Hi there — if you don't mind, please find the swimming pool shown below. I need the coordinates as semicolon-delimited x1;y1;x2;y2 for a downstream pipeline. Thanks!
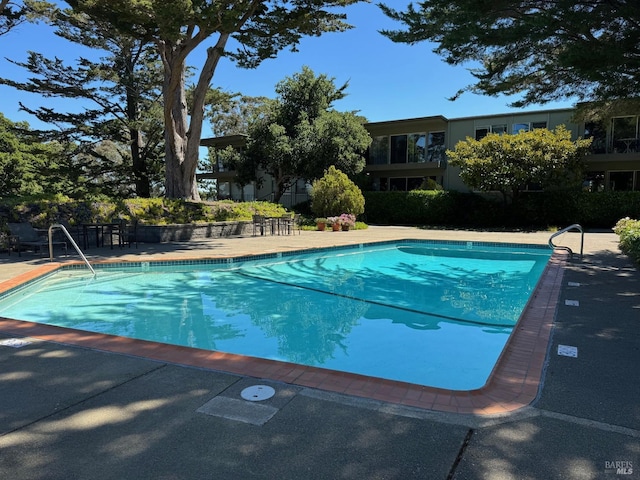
0;240;551;390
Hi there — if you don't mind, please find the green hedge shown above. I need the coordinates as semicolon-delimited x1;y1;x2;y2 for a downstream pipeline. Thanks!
5;191;640;233
516;191;640;227
363;190;640;229
363;191;508;227
363;191;456;226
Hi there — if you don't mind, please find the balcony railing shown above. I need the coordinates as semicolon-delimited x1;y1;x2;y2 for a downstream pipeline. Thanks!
589;137;639;154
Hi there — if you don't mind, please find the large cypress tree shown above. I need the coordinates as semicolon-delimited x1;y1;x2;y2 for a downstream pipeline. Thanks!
0;113;75;196
380;0;640;106
0;0;54;36
0;7;165;197
67;0;364;200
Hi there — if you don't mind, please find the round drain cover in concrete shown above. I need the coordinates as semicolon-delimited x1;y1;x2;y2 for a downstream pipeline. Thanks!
241;385;275;402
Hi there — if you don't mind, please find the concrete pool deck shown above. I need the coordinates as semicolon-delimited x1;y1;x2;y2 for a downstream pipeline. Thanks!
0;226;638;479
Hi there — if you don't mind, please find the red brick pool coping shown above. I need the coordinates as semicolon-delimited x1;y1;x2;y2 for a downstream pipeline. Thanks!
0;252;566;416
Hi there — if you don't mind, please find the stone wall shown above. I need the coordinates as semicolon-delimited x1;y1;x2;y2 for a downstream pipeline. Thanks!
136;221;253;243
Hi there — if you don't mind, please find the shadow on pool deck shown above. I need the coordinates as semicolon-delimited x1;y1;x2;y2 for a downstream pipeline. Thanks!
0;227;638;479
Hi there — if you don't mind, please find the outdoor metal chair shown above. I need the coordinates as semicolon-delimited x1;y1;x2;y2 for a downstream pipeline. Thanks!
278;214;293;235
107;220;138;249
252;215;269;236
292;213;301;235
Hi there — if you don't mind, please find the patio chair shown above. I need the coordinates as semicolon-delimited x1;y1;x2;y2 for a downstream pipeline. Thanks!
107;220;138;249
0;231;9;255
59;221;89;250
278;213;293;235
292;213;301;235
121;220;139;248
252;215;268;236
8;222;67;257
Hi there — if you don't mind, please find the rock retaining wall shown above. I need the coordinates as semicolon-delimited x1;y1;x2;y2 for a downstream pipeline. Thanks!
136;221;253;243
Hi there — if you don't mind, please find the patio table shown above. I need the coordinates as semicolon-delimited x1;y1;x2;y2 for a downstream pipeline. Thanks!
82;223;121;249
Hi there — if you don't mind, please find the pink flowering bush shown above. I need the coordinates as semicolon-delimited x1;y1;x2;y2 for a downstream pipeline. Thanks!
327;214;355;226
338;213;356;227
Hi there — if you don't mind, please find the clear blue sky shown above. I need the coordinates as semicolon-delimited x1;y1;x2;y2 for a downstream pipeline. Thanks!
0;0;577;132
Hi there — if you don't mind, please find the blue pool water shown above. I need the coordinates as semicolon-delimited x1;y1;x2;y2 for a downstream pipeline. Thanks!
0;241;551;390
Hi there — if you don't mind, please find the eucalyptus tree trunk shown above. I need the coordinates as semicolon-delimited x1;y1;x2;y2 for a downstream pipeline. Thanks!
162;60;194;199
159;34;229;200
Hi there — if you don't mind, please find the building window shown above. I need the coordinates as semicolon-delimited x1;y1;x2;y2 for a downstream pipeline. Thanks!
609;171;635;191
390;135;408;164
475;124;507;140
583;171;605;192
368;136;389;165
242;183;255;201
584;122;607;154
389;133;429;164
407;133;426;163
389;177;407;190
384;177;434;191
612;116;639;153
293;178;309;195
407;177;424;190
427;131;446;162
370;132;437;164
475;127;489;140
374;177;435;192
371;176;443;191
218;181;231;199
207;146;241;173
512;122;546;134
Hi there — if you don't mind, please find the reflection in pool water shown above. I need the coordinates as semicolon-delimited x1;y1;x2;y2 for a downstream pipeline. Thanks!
0;241;551;390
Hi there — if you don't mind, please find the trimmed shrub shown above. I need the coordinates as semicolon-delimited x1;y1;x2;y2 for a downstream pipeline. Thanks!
613;217;640;264
310;166;365;218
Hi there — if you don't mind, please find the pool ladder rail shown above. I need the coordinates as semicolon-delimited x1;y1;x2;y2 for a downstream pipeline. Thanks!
548;223;584;258
48;224;96;276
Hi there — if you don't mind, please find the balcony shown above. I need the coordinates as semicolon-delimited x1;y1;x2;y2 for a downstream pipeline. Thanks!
586;116;640;156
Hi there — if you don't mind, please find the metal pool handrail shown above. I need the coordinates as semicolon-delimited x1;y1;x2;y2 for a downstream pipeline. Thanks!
49;224;96;276
549;223;584;258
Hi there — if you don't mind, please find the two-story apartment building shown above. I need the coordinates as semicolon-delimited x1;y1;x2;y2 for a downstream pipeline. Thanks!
199;107;640;206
